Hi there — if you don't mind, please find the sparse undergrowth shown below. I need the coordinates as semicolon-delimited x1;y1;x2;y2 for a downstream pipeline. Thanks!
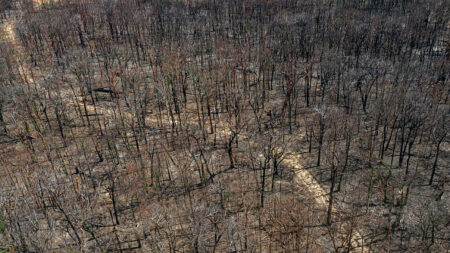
0;0;448;252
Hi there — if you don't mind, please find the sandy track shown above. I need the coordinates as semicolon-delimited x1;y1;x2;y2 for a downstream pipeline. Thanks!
2;21;35;84
281;146;367;252
283;152;329;206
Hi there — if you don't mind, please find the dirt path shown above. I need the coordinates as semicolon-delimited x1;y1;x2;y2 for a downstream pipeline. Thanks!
283;152;328;206
2;15;35;84
282;146;367;252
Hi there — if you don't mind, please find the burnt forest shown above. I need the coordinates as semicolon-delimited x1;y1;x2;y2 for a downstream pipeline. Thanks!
0;0;449;252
